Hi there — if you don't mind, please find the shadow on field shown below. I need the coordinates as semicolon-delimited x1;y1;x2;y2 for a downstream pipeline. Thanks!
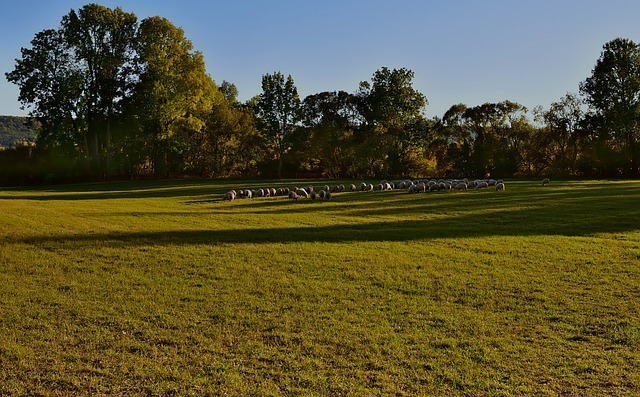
11;201;640;247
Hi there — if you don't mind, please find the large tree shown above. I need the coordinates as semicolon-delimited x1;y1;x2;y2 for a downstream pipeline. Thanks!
357;67;428;176
301;91;359;178
541;93;584;174
130;15;220;177
256;71;302;178
61;3;138;177
5;29;85;160
580;37;640;175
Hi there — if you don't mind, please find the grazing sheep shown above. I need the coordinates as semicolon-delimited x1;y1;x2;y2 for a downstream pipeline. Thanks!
244;190;253;199
295;188;309;198
310;191;317;200
323;185;330;192
270;188;277;197
368;183;374;191
325;191;332;201
223;190;236;201
318;190;326;199
542;178;550;186
339;184;346;192
475;181;489;189
454;182;468;191
350;183;357;192
361;182;368;191
288;191;299;201
304;185;314;194
496;182;505;191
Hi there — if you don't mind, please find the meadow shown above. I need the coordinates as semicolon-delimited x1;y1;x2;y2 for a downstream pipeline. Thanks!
0;178;639;396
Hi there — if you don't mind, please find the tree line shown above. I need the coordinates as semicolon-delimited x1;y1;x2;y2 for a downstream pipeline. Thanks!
2;3;639;185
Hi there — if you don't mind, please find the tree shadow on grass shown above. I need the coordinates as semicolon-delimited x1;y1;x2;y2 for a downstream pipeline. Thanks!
11;203;640;248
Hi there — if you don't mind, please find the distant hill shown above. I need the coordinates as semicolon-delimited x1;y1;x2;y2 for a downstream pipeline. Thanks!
0;116;38;148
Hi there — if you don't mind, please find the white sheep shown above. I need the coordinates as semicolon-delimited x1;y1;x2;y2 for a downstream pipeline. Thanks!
223;190;236;201
495;182;505;191
361;182;368;191
542;178;550;186
325;191;332;201
288;191;299;201
475;181;489;189
350;183;357;192
244;189;253;198
454;182;468;191
295;188;309;198
310;191;317;200
318;190;326;199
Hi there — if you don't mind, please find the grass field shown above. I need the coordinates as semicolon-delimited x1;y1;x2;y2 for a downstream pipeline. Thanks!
0;178;639;396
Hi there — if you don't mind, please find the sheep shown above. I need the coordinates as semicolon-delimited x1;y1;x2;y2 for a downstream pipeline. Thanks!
223;190;236;201
288;191;299;201
361;182;368;191
542;178;550;186
310;191;317;200
475;181;489;189
325;191;332;201
295;188;309;198
304;185;314;194
454;182;468;191
270;188;277;197
244;189;253;199
323;184;330;192
318;189;326;199
350;183;357;192
368;183;374;191
496;182;505;191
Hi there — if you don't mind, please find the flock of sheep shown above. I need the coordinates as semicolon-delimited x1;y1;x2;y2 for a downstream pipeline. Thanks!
222;177;550;202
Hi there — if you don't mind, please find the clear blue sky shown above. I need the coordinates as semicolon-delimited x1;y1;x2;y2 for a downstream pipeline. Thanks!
2;1;640;118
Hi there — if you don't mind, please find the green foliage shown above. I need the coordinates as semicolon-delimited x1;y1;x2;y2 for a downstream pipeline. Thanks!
581;37;640;174
357;67;429;176
6;9;640;183
256;71;302;178
0;179;639;395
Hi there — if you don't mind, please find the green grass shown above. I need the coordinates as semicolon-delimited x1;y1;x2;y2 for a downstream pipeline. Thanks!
1;178;639;396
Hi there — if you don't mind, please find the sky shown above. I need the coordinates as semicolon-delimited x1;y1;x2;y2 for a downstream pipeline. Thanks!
1;1;640;119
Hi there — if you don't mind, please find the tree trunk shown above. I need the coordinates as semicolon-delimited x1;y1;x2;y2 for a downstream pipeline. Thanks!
105;117;111;180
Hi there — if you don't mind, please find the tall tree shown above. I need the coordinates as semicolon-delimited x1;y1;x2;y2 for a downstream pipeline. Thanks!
256;71;301;178
130;16;220;177
302;91;359;178
357;67;427;176
62;3;138;177
5;29;86;161
580;38;640;175
542;93;584;174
